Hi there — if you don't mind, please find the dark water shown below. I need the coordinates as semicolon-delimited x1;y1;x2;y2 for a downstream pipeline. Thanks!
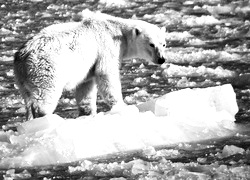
1;0;250;179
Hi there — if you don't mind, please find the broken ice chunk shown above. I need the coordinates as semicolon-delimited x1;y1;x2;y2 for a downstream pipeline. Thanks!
137;84;238;118
17;114;64;134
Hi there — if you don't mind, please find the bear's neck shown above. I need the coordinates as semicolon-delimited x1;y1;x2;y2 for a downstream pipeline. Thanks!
106;18;143;60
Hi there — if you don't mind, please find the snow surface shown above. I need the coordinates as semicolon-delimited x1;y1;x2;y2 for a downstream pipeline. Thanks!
0;84;238;168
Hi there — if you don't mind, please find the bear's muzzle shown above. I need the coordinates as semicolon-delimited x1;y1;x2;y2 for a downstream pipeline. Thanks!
155;47;165;64
157;56;165;64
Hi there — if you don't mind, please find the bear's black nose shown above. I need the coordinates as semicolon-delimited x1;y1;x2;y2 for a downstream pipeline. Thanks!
158;57;165;64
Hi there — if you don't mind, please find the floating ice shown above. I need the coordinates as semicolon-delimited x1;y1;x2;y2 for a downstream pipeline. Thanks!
0;84;238;168
162;63;236;78
162;49;240;64
219;145;245;158
182;15;221;26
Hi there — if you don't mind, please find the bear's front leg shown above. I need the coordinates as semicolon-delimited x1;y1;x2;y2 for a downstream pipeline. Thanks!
75;78;97;116
96;72;125;113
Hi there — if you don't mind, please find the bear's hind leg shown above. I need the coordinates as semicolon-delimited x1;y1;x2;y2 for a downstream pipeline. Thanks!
75;78;97;116
23;87;63;120
20;84;63;120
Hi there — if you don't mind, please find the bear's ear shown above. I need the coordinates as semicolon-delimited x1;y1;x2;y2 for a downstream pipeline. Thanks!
133;27;141;37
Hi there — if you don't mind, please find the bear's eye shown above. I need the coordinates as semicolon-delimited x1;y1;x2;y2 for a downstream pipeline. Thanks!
163;44;166;47
149;43;155;48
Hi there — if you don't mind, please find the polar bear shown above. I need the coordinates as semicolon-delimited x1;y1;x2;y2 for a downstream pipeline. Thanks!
14;11;166;120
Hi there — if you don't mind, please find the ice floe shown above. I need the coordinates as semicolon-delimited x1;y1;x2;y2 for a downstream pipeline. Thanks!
0;84;239;168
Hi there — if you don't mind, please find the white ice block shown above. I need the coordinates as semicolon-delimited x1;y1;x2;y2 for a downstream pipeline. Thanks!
137;84;238;118
0;84;239;168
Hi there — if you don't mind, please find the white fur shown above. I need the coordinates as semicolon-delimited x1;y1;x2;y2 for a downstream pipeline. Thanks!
14;11;166;120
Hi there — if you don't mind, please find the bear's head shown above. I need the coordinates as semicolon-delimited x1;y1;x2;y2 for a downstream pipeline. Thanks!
127;22;166;65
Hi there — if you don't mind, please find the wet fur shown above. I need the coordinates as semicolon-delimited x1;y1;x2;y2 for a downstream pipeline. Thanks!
14;12;166;120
